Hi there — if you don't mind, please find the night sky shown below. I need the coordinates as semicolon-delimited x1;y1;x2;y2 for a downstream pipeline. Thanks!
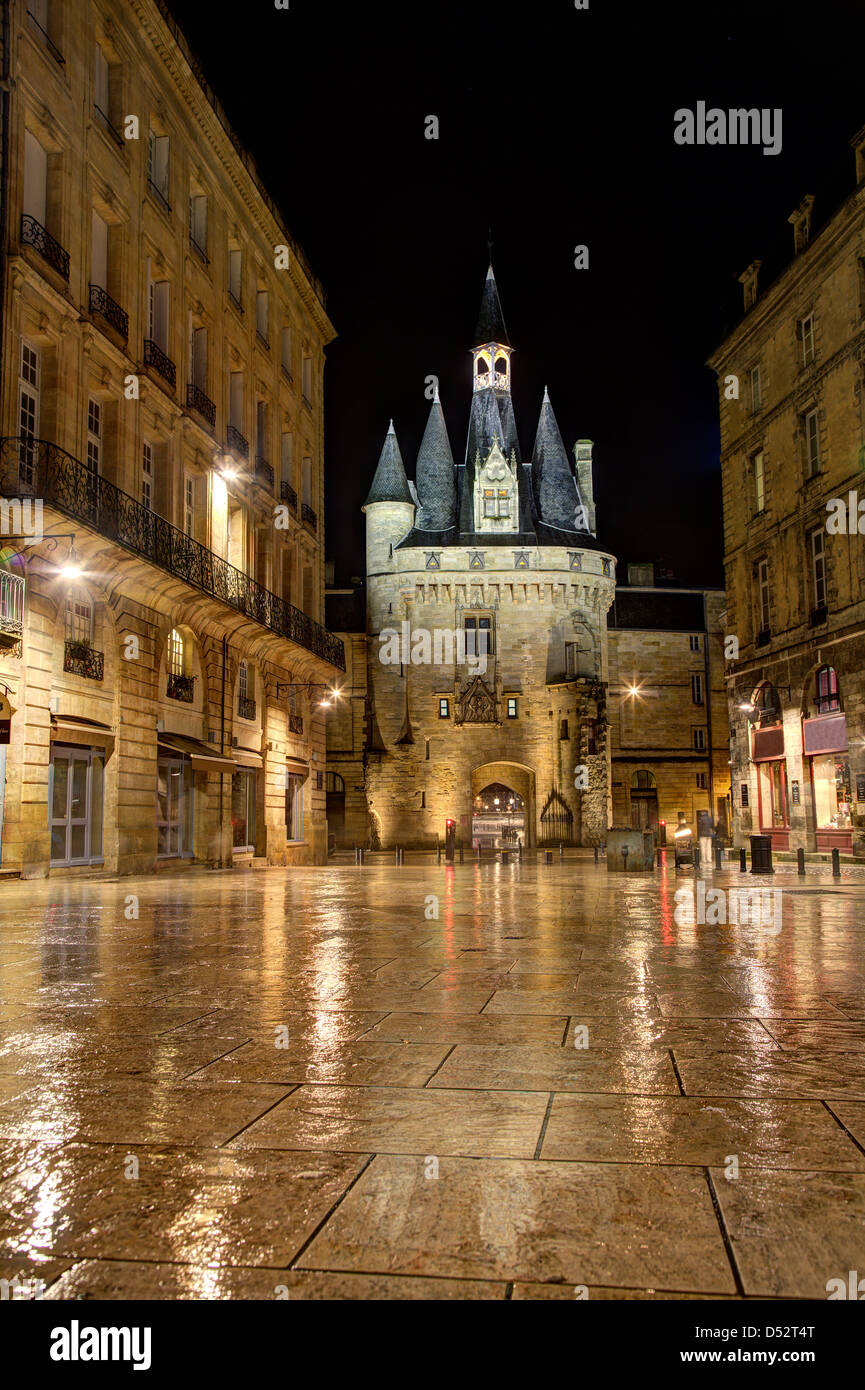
168;0;865;588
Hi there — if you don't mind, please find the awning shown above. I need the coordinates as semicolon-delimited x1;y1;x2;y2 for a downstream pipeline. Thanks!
157;732;236;773
233;747;263;769
803;714;848;756
752;725;785;762
51;715;116;750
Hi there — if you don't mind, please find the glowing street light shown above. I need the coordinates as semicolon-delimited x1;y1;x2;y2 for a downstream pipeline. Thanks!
59;544;83;580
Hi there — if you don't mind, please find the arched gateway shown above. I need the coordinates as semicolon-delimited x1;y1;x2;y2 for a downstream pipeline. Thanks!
471;761;536;849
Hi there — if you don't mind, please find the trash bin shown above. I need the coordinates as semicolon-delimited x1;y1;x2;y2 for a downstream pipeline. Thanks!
749;834;774;875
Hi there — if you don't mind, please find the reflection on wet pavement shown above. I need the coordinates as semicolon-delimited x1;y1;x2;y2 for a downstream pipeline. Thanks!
1;858;865;1299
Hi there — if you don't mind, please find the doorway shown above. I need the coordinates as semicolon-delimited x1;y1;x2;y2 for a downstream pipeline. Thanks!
49;744;105;866
157;756;193;857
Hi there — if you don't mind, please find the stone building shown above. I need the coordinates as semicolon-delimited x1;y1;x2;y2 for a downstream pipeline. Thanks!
0;0;343;876
328;267;618;851
708;126;865;859
607;565;730;840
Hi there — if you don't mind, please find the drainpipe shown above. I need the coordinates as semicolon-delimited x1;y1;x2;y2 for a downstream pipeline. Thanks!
219;634;227;864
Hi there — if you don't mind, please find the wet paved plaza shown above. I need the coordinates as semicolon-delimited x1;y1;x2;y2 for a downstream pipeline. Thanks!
2;854;865;1300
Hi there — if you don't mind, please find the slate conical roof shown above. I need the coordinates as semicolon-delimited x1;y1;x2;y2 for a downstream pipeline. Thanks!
415;388;457;531
473;265;511;347
363;420;413;507
531;387;582;530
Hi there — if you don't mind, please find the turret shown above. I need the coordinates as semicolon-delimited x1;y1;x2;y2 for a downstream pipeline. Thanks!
362;421;415;578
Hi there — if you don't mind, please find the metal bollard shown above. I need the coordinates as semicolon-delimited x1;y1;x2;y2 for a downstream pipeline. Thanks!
545;849;553;865
559;842;564;860
797;847;805;876
594;844;599;864
436;843;441;864
459;843;464;864
739;847;747;873
693;841;700;868
714;842;723;871
832;847;841;878
501;849;509;865
395;846;401;866
657;844;662;867
621;845;629;871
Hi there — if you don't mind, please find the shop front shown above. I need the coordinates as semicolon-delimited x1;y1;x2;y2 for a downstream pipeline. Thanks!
156;733;236;861
752;722;789;850
48;716;115;869
803;713;852;853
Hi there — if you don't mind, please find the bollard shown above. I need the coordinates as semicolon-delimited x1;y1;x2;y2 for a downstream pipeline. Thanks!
594;844;599;865
436;842;441;864
559;842;564;860
657;844;662;867
797;847;805;876
501;849;509;865
395;846;401;866
459;843;464;864
693;841;700;868
621;845;629;872
739;847;747;873
545;849;553;865
832;847;841;878
714;842;723;871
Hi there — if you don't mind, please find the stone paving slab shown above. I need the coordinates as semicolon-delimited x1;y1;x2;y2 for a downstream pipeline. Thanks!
43;1261;504;1299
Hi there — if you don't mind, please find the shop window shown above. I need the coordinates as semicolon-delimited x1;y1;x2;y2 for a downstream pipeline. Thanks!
815;665;840;714
812;755;852;832
758;760;789;829
285;772;304;841
231;768;256;852
50;746;105;866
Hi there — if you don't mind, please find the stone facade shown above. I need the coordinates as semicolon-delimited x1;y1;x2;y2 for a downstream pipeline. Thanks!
708;127;865;859
0;0;343;876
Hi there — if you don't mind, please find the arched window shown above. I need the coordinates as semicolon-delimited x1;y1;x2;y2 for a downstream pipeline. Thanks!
815;665;840;714
495;356;508;375
167;627;184;677
631;770;657;790
325;771;345;793
752;681;780;724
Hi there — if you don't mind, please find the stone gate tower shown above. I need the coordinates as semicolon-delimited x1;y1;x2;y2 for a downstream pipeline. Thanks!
361;266;617;849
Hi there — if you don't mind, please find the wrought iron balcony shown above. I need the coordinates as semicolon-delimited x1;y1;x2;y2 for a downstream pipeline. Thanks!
26;9;65;65
301;502;317;531
64;640;104;681
94;104;124;148
89;284;129;341
237;694;256;720
280;480;297;511
147;178;171;214
288;713;303;735
255;457;274;489
143;339;176;389
281;364;293;385
189;234;209;265
228;289;243;314
0;570;25;647
0;436;345;671
256;329;270;351
20;215;69;282
226;425;249;460
167;672;196;702
186;383;216;428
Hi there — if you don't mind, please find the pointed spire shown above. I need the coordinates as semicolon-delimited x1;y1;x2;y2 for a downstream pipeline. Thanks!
473;264;511;348
415;393;457;531
363;420;413;507
531;388;582;530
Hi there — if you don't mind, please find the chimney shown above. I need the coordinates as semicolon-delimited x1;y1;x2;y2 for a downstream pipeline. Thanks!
788;195;815;253
738;260;762;312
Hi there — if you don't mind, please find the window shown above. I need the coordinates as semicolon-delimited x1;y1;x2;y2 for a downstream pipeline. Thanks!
147;270;169;350
189;193;207;258
752;681;780;724
424;739;430;760
167;627;184;676
482;487;510;518
804;408;820;475
232;769;256;852
696;772;707;789
584;718;597;755
50;747;105;868
229;371;244;432
285;772;304;841
147;129;170;204
65;589;92;644
238;660;249;702
228;248;242;308
141;441;153;510
757;558;770;633
281;326;292;375
256;290;269;344
560;717;569;740
690;672;704;705
693;727;707;751
811;527;826;609
741;783;749;808
23;130;48;225
91;209;108;290
94;43;109;119
281;431;293;483
256;400;268;461
464;615;493;657
439;698;450;719
801;314;815;366
86;398;101;473
689;635;700;652
190;323;207;392
750;364;762;411
507;697;518;718
815;665;840;714
753;450;765;512
302;354;312;402
18;340;40;485
302;455;312;506
184;477;194;536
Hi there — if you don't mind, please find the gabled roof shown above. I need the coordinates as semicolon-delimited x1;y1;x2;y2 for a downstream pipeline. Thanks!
363;421;414;507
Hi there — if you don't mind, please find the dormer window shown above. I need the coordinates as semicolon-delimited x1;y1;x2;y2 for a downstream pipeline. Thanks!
483;488;510;518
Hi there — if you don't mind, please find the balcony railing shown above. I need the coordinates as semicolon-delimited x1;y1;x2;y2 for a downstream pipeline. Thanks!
143;339;176;389
26;9;65;65
167;672;195;703
89;284;129;341
256;330;270;351
64;640;104;681
301;502;317;531
0;437;345;671
288;713;303;735
189;234;209;265
94;104;124;148
237;694;256;720
280;480;297;511
281;364;293;385
226;425;249;460
147;178;171;214
0;570;25;643
255;457;274;489
228;289;243;314
186;383;216;428
20;215;70;282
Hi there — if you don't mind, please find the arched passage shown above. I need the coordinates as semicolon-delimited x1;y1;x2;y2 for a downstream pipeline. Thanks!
471;760;536;849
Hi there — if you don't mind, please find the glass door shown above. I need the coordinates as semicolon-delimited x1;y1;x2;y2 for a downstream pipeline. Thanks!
49;746;104;865
157;757;192;857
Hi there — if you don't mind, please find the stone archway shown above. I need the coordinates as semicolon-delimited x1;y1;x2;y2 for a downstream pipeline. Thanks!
471;760;536;849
